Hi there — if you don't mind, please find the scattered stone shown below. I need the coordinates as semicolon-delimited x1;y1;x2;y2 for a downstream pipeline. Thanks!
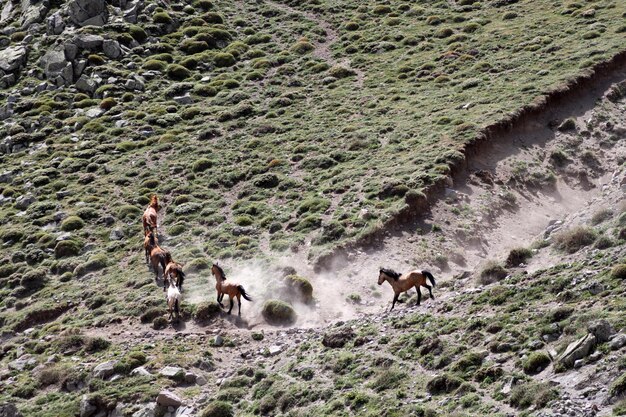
73;34;104;50
0;46;27;73
213;335;224;346
159;366;184;380
196;374;207;386
132;404;155;417
184;372;196;384
156;390;182;408
68;0;108;27
130;366;152;377
92;360;117;379
85;108;104;118
20;0;49;30
47;12;65;35
79;395;97;417
14;194;35;209
173;94;193;105
75;75;97;94
103;39;122;59
588;320;613;343
588;351;602;362
268;345;282;356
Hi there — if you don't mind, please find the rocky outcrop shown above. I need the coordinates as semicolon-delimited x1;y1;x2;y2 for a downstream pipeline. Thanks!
68;0;108;27
557;334;596;369
46;11;65;35
20;0;49;30
588;319;614;343
0;403;23;417
102;39;122;59
0;46;28;86
155;390;182;408
40;46;73;86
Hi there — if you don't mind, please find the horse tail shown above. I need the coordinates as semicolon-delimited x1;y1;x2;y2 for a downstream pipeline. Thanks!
174;298;179;315
238;285;252;301
422;270;436;287
178;270;186;288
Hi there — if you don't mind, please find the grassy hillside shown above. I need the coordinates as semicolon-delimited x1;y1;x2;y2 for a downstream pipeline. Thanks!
1;0;626;415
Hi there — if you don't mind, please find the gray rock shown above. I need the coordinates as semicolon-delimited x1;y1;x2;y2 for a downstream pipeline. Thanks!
123;1;139;23
109;228;124;240
124;76;144;91
92;360;117;379
85;108;104;118
73;59;87;79
130;366;152;377
8;354;38;371
588;320;613;343
76;75;97;94
213;335;223;346
609;333;626;350
557;334;596;369
574;359;584;368
14;194;35;209
156;390;182;407
132;404;155;417
183;372;196;384
195;374;207;386
159;366;184;380
588;351;602;362
47;11;65;35
268;345;282;356
0;47;27;72
79;394;97;417
20;0;48;30
40;46;71;84
0;403;23;417
73;34;104;50
0;171;14;183
174;406;193;417
64;42;78;61
103;39;122;59
173;94;192;105
1;1;14;24
68;0;108;27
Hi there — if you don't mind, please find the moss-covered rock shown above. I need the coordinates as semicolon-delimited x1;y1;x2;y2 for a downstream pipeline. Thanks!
262;300;296;326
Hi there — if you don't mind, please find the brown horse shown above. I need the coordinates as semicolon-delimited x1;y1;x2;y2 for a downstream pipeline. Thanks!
164;252;185;292
142;195;159;236
378;268;436;311
143;229;155;265
146;231;168;283
211;263;252;316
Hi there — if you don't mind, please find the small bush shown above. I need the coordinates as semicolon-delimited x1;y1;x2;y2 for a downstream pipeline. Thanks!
369;369;407;392
509;382;557;409
291;40;314;55
611;372;626;397
611;264;626;280
590;208;613;225
479;261;508;285
153;12;173;24
553;226;596;253
143;59;167;71
426;374;462;395
214;52;236;67
54;240;82;258
88;54;105;65
328;65;356;79
194;301;221;321
85;337;111;352
523;351;551;375
594;236;614;249
505;247;532;267
99;98;116;110
167;64;191;80
153;316;168;329
129;25;148;42
200;401;233;417
20;269;46;291
262;300;297;326
60;216;85;231
373;5;392;14
283;275;313;304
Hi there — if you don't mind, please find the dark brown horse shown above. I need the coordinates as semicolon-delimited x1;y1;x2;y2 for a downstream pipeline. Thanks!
146;231;168;283
211;263;252;316
164;252;185;292
142;195;159;236
378;268;436;311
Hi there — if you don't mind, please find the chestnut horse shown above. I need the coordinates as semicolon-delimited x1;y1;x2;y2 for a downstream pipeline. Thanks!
211;263;252;316
142;195;160;236
164;252;185;292
377;268;436;311
146;231;168;283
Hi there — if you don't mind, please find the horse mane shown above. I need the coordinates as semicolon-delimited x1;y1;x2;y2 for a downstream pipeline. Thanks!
380;268;402;280
164;251;172;264
150;195;159;210
148;232;156;247
213;263;226;280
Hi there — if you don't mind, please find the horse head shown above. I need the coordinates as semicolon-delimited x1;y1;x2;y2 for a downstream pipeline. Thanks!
150;195;159;211
378;269;386;285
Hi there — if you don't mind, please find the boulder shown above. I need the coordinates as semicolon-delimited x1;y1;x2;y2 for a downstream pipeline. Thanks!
557;334;596;369
79;395;97;417
92;360;117;379
0;47;27;73
103;39;122;59
40;46;72;85
156;390;182;407
131;404;155;417
322;327;356;348
159;366;184;380
68;0;107;27
588;320;614;343
609;334;626;350
109;228;123;240
64;42;78;60
20;0;48;30
8;354;38;371
1;1;14;24
73;34;103;50
76;75;97;94
130;366;152;377
0;403;23;417
46;11;65;35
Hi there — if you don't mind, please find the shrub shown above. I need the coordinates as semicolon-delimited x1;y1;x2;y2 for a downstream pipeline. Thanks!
88;54;105;65
611;372;626;397
523;351;551;374
611;264;626;280
202;12;224;24
181;107;201;120
84;337;111;352
283;275;313;303
344;21;359;31
153;316;168;329
553;226;596;253
99;98;116;110
143;60;166;72
590;208;613;225
328;65;356;79
426;374;462;394
129;25;148;42
54;240;82;258
214;53;236;67
291;40;314;55
140;307;162;323
435;27;453;38
194;301;221;321
262;300;296;325
200;401;233;417
75;253;108;276
373;5;392;14
167;64;191;80
479;261;508;285
369;369;407;392
20;269;46;291
253;173;279;188
594;236;613;249
194;0;213;11
509;382;557;409
505;247;532;267
187;258;210;272
153;12;173;24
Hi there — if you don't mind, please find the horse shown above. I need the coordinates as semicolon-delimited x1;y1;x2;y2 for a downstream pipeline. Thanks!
146;231;168;283
211;263;252;316
164;252;185;292
166;277;181;321
142;195;160;236
143;229;156;265
377;268;436;311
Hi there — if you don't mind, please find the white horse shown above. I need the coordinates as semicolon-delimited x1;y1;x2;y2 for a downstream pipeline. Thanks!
166;279;181;321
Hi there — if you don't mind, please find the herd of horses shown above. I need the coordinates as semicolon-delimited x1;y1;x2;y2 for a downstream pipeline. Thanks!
141;195;253;320
140;195;437;322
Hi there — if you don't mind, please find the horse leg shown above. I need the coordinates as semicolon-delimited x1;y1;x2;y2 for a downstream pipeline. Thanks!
424;284;434;300
228;297;234;315
175;299;180;319
416;287;422;306
237;294;242;317
391;293;399;311
217;292;224;307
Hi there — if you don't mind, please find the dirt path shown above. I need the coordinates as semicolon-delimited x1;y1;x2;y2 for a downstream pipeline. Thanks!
264;0;365;87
